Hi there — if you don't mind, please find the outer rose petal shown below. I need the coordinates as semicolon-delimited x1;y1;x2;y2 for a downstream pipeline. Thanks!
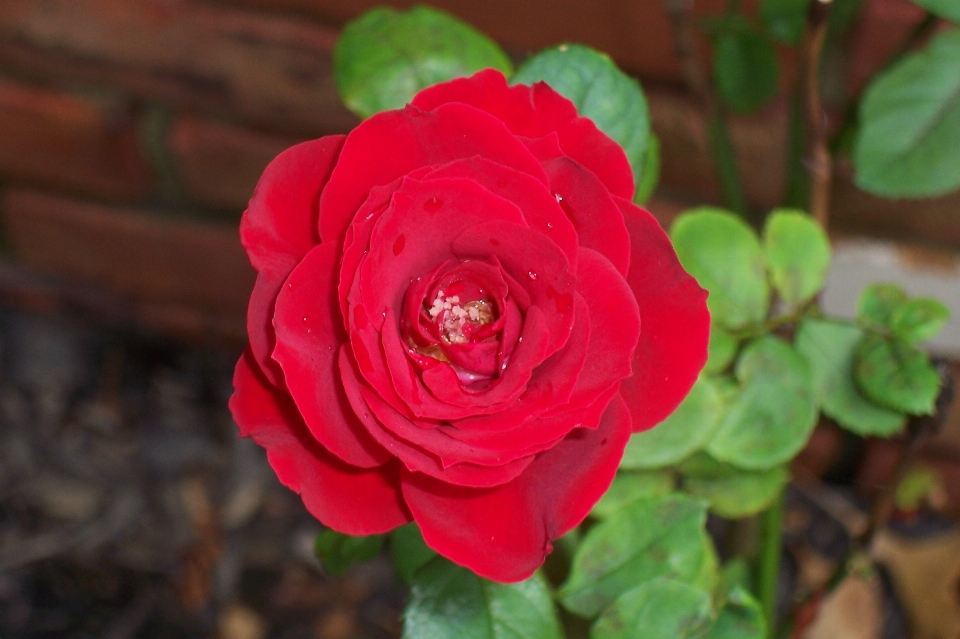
242;136;345;386
401;394;632;583
273;243;391;468
617;197;710;431
318;102;548;244
411;69;634;199
229;349;410;534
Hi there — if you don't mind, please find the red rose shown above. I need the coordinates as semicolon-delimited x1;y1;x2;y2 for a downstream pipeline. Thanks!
230;69;709;583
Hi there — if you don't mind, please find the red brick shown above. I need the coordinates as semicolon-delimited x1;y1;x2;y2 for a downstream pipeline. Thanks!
170;115;302;210
0;189;253;340
218;0;766;82
0;0;357;135
0;78;152;200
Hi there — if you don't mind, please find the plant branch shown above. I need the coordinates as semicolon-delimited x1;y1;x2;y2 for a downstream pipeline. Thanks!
857;360;954;548
661;0;748;216
758;492;785;638
800;0;834;229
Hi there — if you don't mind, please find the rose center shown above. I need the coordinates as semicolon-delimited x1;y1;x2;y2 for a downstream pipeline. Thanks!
427;289;495;345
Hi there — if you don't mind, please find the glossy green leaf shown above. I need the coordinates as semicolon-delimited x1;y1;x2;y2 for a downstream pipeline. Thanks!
390;523;437;584
713;31;780;114
911;0;960;23
762;209;831;307
560;495;710;617
591;471;675;520
761;0;810;45
854;29;960;197
890;298;951;344
621;378;726;470
513;44;651;196
634;132;661;205
671;209;770;330
705;327;739;375
706;587;765;639
856;334;941;415
403;559;563;639
707;337;818;469
334;6;513;118
795;319;906;436
591;578;713;639
857;283;908;331
314;529;384;576
679;453;789;519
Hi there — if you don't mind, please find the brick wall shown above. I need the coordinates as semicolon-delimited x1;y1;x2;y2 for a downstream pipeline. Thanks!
0;0;952;343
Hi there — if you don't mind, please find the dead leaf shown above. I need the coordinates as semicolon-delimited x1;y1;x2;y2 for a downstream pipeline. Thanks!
872;529;960;639
803;570;882;639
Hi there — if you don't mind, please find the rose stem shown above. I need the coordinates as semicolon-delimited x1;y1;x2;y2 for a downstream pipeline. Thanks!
801;0;834;229
858;361;954;549
660;0;749;217
757;491;785;638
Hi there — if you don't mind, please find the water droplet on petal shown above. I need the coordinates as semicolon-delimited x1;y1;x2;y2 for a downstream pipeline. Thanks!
527;271;538;280
393;234;406;255
424;197;442;212
490;238;500;247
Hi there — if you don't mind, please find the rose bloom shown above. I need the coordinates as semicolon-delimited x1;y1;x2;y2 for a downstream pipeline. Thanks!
230;69;709;583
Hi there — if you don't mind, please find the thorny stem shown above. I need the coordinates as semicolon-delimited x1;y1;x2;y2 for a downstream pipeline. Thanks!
661;0;748;216
800;0;834;229
758;492;785;639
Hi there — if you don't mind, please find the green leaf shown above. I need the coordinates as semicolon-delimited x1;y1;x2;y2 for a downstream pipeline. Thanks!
390;523;437;584
334;6;513;119
513;44;652;196
853;29;960;197
713;31;780;114
762;209;832;307
314;529;384;576
679;453;790;519
403;558;563;639
890;298;951;344
591;471;676;520
621;378;726;470
670;209;770;330
706;587;766;639
559;495;710;618
634;132;661;205
591;578;713;639
705;327;739;375
857;283;908;331
911;0;960;23
855;334;941;415
795;319;906;436
761;0;810;45
707;336;818;469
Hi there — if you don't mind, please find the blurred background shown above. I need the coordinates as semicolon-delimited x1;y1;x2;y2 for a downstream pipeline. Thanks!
0;0;958;638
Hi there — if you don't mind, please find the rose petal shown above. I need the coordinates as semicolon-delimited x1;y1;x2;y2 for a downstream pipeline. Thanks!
421;157;579;269
544;248;639;414
318;103;548;244
229;349;410;534
449;293;590;435
412;68;577;138
555;117;635;200
412;70;634;199
273;243;392;468
617;198;710;432
242;136;345;385
538;154;631;276
401;394;632;583
338;347;535;488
